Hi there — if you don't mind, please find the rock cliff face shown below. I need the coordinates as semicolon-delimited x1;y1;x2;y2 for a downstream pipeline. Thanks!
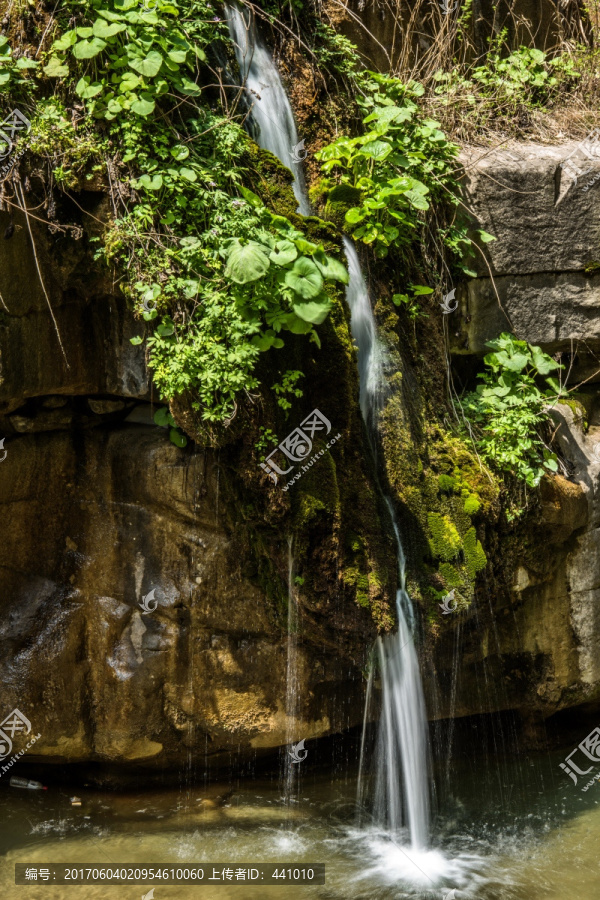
425;143;600;730
0;203;395;777
5;136;600;774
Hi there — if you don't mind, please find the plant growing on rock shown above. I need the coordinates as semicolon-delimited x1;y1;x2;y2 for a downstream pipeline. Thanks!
460;333;563;487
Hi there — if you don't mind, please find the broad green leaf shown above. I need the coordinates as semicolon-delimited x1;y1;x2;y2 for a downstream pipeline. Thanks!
477;229;497;244
157;321;175;337
168;49;188;64
72;37;107;59
154;407;171;427
345;207;367;225
314;254;348;284
130;50;163;77
178;76;201;95
292;297;332;324
178;167;197;182
284;257;323;299
360;139;392;161
239;186;263;207
412;285;434;296
133;173;163;190
130;95;155;116
531;344;559;375
170;144;189;161
16;58;38;69
269;240;297;266
169;428;188;448
93;19;126;38
130;335;143;345
285;314;313;334
225;243;270;284
75;76;103;98
44;56;69;77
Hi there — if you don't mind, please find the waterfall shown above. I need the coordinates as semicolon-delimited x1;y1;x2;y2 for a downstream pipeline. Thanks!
225;3;310;215
345;239;431;850
223;1;431;854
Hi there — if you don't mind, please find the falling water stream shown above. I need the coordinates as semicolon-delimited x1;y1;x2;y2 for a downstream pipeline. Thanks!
227;2;433;857
225;3;310;216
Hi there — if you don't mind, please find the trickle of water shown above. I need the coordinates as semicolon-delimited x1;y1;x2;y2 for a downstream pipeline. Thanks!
283;536;300;811
345;238;431;850
225;3;310;215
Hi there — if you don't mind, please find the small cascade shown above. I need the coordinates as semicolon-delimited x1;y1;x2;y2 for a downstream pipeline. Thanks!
345;239;431;850
225;3;310;215
283;537;300;810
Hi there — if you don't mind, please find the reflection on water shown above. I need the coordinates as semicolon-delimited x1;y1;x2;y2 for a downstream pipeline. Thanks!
1;752;600;899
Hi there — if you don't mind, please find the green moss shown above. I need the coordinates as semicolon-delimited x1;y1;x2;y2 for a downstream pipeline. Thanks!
438;474;456;492
463;494;481;516
438;562;463;588
463;526;488;579
557;396;589;431
427;513;462;561
356;591;371;609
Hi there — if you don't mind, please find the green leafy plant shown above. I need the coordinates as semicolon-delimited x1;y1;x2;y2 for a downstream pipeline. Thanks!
153;405;188;448
392;284;433;320
316;73;464;261
460;333;564;487
272;370;304;412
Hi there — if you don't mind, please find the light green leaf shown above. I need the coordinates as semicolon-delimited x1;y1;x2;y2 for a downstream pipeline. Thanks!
130;335;143;345
16;57;38;69
239;186;263;207
44;56;69;77
178;76;201;95
292;297;332;324
225;243;270;284
269;240;297;266
75;76;103;98
314;254;348;284
284;257;323;299
52;29;78;51
531;344;559;375
130;50;163;77
130;95;156;116
360;140;392;161
72;37;107;59
477;229;497;244
93;19;126;38
133;173;163;191
170;144;189;161
178;167;197;182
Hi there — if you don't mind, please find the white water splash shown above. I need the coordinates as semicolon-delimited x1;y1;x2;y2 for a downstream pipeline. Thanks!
225;3;310;215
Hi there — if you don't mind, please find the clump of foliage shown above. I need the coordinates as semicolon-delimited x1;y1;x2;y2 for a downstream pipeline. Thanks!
460;333;563;487
1;0;349;430
434;31;581;122
315;72;492;274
